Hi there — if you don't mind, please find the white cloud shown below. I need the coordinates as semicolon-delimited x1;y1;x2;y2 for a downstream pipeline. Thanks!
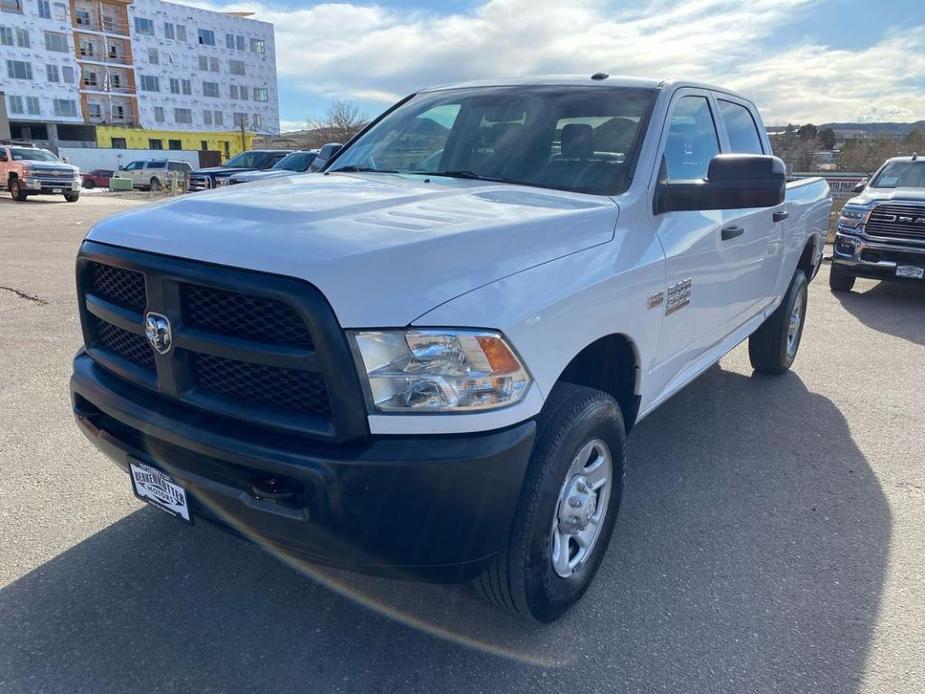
198;0;925;124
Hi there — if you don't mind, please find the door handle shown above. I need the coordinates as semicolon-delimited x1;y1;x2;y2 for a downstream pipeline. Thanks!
721;225;745;241
773;210;789;222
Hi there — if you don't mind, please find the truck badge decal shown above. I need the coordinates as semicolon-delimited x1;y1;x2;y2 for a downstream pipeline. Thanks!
144;312;173;355
665;278;692;315
647;291;664;309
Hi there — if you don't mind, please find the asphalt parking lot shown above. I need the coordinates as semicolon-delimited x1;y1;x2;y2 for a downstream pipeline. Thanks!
1;194;923;694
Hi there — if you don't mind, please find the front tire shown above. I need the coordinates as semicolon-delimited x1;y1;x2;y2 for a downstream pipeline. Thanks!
473;383;626;622
82;179;95;189
829;265;855;292
9;178;27;202
749;269;808;374
64;192;79;203
149;177;162;192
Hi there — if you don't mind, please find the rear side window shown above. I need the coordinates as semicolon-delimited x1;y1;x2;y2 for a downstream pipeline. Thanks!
717;99;764;154
148;161;166;169
663;95;720;180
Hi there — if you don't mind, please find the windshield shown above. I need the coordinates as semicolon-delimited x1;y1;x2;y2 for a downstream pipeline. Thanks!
273;151;317;172
10;148;59;162
870;161;925;189
225;151;277;168
329;85;656;195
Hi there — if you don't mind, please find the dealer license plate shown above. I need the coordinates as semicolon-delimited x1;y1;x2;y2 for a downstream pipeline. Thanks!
51;188;62;193
129;460;191;522
896;265;924;279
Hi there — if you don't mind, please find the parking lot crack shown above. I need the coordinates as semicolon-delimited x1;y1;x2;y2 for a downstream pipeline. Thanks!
0;286;49;305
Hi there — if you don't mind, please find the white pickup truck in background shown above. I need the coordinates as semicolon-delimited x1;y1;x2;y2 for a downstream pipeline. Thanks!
1;143;81;202
70;75;831;622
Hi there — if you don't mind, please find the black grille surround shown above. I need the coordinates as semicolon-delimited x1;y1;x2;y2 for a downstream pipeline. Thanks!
865;203;925;244
75;241;368;442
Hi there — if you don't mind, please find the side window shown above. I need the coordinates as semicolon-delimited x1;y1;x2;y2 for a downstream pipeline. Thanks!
718;99;764;154
663;95;720;181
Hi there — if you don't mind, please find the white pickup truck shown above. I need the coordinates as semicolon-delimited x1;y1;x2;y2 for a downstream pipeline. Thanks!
70;76;831;622
1;143;81;202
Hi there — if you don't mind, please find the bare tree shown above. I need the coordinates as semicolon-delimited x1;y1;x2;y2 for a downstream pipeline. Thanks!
308;99;368;145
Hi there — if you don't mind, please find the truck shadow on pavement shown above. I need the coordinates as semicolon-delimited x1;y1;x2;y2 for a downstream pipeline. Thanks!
1;367;889;693
833;278;925;347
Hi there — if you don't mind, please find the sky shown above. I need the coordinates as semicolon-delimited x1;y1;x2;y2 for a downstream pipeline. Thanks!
193;0;925;132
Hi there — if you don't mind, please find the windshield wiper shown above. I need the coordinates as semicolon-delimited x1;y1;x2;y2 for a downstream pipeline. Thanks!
328;166;398;173
409;170;504;182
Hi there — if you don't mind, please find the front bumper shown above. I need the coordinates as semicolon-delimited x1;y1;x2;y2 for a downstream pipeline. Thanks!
24;177;80;193
832;231;925;282
71;352;535;581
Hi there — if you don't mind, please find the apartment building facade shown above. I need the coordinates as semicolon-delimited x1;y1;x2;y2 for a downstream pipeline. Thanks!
0;0;278;153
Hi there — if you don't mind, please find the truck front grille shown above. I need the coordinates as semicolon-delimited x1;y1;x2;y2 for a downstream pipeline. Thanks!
76;244;366;440
188;175;212;192
865;203;925;243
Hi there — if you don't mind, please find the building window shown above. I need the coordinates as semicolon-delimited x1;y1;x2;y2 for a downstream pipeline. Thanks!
202;81;219;98
233;112;247;126
149;139;163;150
52;2;64;20
134;17;154;35
169;77;179;94
110;74;121;89
53;98;77;117
209;57;219;72
164;22;174;40
1;0;23;13
235;35;244;51
139;74;159;92
198;55;208;71
197;28;214;46
168;139;181;150
181;79;191;95
229;84;238;99
46;64;59;82
253;114;262;128
0;26;11;46
26;96;40;115
174;108;192;124
37;0;50;19
88;102;101;118
229;59;245;76
203;110;212;126
148;47;158;64
101;14;114;32
79;39;94;56
225;33;234;49
111;137;126;148
254;87;268;102
14;26;27;46
214;110;223;126
176;25;186;41
200;140;208;150
74;8;89;25
108;44;119;60
5;59;32;80
250;38;265;54
8;95;23;114
43;30;67;52
61;65;74;83
154;106;164;122
222;141;229;158
239;86;248;101
82;71;98;87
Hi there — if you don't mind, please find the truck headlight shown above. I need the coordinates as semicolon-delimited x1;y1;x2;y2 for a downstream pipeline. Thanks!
350;329;531;412
838;205;869;229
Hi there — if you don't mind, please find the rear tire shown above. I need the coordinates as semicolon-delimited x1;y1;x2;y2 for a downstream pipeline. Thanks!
64;192;79;203
149;177;162;192
749;269;808;374
82;179;95;189
9;178;27;202
473;383;626;622
829;266;855;292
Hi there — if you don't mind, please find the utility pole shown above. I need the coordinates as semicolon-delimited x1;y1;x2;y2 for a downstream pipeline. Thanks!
240;118;247;153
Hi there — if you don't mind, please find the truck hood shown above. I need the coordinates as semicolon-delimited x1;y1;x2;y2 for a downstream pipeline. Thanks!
228;169;296;183
24;159;78;173
848;187;925;206
86;172;618;326
192;166;252;176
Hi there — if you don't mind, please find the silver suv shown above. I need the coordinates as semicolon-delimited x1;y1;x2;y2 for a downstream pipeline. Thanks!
115;160;193;191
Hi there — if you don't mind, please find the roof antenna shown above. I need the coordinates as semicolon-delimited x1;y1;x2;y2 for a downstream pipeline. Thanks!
590;72;609;81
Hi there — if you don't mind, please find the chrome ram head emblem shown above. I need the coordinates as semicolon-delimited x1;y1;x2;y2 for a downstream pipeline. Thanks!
144;312;172;355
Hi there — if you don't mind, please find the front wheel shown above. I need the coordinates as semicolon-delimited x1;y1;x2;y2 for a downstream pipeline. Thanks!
473;383;626;622
82;179;95;189
149;177;162;192
749;269;808;374
9;178;27;202
64;192;80;203
829;265;855;292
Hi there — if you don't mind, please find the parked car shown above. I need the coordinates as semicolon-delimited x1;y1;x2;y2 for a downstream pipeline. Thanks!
187;149;292;191
307;142;342;172
70;75;831;622
830;154;925;291
114;160;192;191
81;169;114;189
223;150;319;186
0;144;81;202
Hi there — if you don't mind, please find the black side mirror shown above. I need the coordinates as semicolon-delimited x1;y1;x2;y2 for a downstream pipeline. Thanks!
655;154;786;214
852;177;869;193
309;142;343;172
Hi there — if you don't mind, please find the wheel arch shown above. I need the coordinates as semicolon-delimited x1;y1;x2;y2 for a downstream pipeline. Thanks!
554;333;641;433
798;235;819;279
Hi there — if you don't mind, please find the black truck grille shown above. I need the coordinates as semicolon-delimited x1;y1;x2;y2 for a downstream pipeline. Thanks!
76;244;364;440
865;204;925;243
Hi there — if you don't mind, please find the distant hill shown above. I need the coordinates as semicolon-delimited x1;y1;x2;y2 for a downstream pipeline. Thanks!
815;122;924;137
